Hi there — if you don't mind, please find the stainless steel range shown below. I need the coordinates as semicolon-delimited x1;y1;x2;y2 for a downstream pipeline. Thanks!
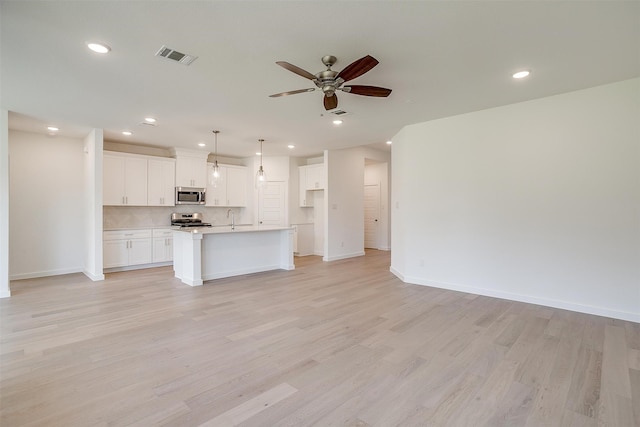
171;213;212;228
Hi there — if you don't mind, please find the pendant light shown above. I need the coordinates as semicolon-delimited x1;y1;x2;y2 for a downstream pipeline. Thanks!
211;130;220;186
256;139;267;188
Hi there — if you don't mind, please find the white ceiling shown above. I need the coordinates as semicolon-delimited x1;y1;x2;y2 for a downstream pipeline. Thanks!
2;1;639;158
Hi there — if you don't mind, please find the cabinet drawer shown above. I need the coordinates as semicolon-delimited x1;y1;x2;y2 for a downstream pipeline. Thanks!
152;229;174;238
104;229;153;241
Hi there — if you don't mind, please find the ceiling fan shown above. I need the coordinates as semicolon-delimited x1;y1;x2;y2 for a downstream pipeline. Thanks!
269;55;392;110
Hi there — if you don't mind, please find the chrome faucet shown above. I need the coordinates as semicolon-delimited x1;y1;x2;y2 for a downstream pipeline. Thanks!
227;209;235;230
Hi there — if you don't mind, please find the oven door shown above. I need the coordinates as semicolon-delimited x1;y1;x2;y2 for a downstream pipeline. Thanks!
175;187;206;205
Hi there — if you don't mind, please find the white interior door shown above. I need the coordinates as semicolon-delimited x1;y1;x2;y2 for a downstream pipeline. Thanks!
258;181;286;226
364;184;380;249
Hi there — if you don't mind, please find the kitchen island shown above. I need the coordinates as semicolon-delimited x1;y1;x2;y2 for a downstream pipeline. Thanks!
172;225;294;286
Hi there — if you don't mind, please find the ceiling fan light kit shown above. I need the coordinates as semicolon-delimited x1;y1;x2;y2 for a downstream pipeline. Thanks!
270;54;392;110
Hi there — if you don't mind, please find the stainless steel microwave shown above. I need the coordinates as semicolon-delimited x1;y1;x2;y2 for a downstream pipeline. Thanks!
175;187;206;205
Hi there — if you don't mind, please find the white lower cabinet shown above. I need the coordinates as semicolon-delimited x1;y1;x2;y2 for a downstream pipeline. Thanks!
104;240;129;268
103;229;153;268
152;229;173;263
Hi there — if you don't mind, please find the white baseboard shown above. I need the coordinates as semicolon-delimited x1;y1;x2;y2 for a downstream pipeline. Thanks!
10;267;83;281
0;289;11;298
389;266;404;281
399;274;640;323
83;270;105;281
324;251;366;262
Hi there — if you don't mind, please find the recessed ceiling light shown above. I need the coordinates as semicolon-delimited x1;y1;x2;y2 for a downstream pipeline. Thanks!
198;143;206;147
512;70;530;79
144;117;156;123
87;42;111;54
333;120;343;125
47;126;59;131
122;131;132;136
256;152;261;156
386;140;392;145
287;144;295;149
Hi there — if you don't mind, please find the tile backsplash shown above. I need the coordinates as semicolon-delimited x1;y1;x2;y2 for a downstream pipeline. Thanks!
104;206;249;229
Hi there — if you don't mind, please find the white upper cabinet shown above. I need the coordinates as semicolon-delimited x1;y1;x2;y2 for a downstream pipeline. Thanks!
175;156;207;187
226;166;247;207
299;167;312;207
206;164;227;206
299;164;325;207
304;164;325;190
206;164;247;207
171;148;209;188
103;153;148;206
147;158;176;206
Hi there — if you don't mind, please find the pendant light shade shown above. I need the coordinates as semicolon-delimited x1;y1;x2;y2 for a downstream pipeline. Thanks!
256;139;267;188
211;130;220;186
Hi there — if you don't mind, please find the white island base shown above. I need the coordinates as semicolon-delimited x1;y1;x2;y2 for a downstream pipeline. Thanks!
173;226;295;286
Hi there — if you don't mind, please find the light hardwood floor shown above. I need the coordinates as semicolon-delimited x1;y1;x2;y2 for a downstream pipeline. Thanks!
1;250;638;426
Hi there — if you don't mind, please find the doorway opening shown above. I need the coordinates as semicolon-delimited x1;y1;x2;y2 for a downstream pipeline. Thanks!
364;159;390;251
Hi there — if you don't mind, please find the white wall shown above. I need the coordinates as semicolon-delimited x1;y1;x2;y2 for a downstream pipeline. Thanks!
83;129;104;280
325;146;390;261
0;110;10;297
9;130;85;279
392;78;640;322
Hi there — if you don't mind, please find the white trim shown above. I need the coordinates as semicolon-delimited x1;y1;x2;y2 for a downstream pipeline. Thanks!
323;251;366;262
0;290;10;298
389;266;404;281
10;267;84;281
402;275;640;323
182;277;203;287
378;246;391;251
83;271;105;281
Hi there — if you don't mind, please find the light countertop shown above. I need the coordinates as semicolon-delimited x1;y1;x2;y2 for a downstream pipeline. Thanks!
174;225;293;235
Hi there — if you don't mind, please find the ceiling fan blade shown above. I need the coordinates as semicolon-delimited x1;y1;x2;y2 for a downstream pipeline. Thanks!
275;61;316;80
336;55;379;82
342;85;392;97
269;88;316;98
324;94;338;110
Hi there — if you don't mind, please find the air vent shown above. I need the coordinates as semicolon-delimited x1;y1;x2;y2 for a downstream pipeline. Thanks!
155;45;198;66
331;109;348;116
